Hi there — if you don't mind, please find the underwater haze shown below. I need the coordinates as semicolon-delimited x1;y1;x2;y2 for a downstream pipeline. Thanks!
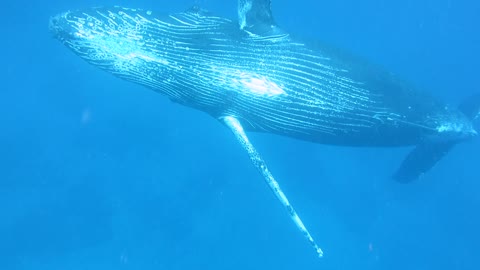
1;0;479;269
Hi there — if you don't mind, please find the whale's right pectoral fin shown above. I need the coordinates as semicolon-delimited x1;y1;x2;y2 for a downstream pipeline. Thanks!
221;115;324;258
238;0;275;29
393;142;455;183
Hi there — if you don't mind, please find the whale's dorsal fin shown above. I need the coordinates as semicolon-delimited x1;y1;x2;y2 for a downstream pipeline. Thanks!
238;0;275;30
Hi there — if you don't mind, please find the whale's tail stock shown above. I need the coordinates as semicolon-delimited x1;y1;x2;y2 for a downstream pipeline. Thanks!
394;93;480;183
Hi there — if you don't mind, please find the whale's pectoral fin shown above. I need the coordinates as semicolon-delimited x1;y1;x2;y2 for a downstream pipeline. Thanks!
393;142;455;183
238;0;274;28
222;116;324;258
394;93;480;183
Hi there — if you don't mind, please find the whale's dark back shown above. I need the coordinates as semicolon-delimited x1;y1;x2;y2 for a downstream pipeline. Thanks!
50;7;474;146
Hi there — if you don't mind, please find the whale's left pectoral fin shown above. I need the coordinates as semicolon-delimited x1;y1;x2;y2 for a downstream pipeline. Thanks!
393;142;455;183
221;116;324;258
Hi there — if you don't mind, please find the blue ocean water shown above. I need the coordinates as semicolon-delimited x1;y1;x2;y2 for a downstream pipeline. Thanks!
1;0;479;269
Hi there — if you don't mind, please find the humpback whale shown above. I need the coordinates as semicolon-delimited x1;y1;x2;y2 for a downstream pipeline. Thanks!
49;0;479;257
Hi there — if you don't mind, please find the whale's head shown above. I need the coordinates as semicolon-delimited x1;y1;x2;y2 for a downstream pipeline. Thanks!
49;6;236;96
49;7;173;87
50;8;157;62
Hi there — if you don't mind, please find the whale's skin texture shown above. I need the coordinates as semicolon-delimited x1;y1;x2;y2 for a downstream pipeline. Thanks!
49;7;477;147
